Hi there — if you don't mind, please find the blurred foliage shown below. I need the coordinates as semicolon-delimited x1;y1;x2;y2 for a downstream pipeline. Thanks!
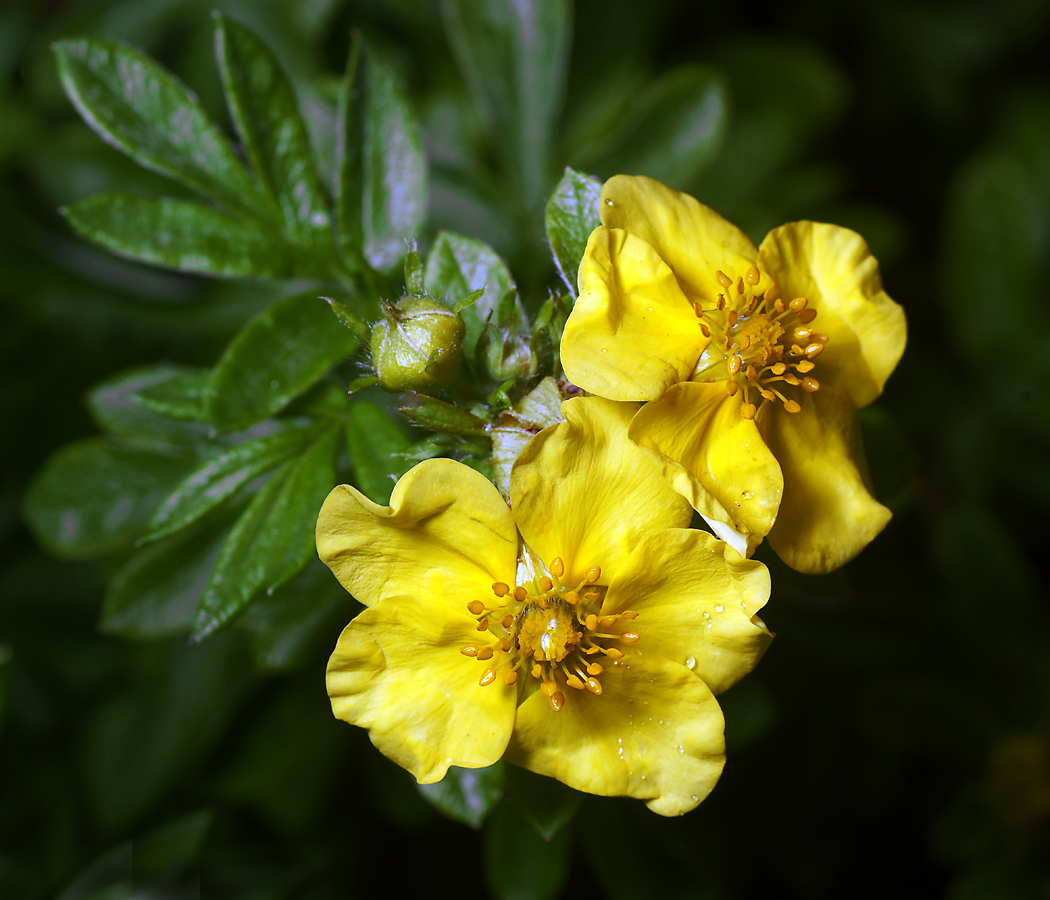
2;0;1050;898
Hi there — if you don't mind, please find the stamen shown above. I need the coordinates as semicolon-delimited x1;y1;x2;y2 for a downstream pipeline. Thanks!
774;298;785;313
501;614;513;628
550;557;565;577
585;678;603;695
531;663;543;679
797;309;817;324
586;566;602;582
727;355;742;375
476;619;488;631
620;632;640;644
789;297;808;312
477;646;494;661
460;645;478;656
467;600;485;615
783;373;800;386
746;365;758;381
700;323;711;338
538;575;553;592
566;674;585;690
717;295;726;311
513;586;528;602
599;615;618;629
725;381;738;396
564;590;579;605
479;669;497;686
502;670;518;685
549;692;565;711
716;270;733;288
541;680;557;697
784;400;801;413
760;389;776;402
805;343;824;358
771;362;787;375
620;610;638;619
584;592;600;601
587;662;604;675
746;265;760;285
604;647;624;660
741;403;757;419
792;326;811;341
801;376;820;392
796;360;815;373
499;638;511;651
764;283;779;302
736;277;745;294
492;582;510;597
585;614;598;630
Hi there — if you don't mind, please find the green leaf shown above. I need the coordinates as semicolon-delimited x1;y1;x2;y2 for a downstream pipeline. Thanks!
239;559;355;672
483;800;572;900
192;426;340;638
101;524;229;639
208;292;360;433
400;394;490;436
337;35;427;271
63;194;331;280
88;365;213;446
424;231;515;362
587;65;727;188
324;296;371;340
143;421;325;543
504;765;581;841
345;401;412;503
24;439;194;560
53;37;265;218
214;15;335;254
418;762;505;828
134;369;211;422
443;0;570;204
545;167;601;295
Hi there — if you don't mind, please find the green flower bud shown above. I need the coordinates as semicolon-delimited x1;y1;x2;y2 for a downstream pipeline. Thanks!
371;296;465;392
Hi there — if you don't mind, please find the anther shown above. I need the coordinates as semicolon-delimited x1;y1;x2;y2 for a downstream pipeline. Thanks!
502;670;518;685
477;646;494;661
513;586;528;602
585;678;603;695
811;332;828;343
789;297;808;312
549;692;565;711
746;365;758;381
726;310;738;327
538;575;553;592
783;373;800;386
741;403;757;420
587;662;604;675
791;343;805;356
774;299;786;313
479;669;497;686
717;295;726;311
716;270;733;288
460;645;478;656
492;582;510;597
585;614;598;631
599;616;618;630
531;663;543;679
771;362;787;375
550;557;565;578
784;400;801;413
760;389;776;402
501;614;513;628
467;600;485;616
736;277;745;294
620;610;638;619
566;674;585;690
746;265;760;285
700;323;711;338
499;638;511;651
584;592;600;601
727;355;742;375
805;343;824;358
764;283;779;302
620;632;640;644
801;376;820;392
739;335;752;350
586;566;602;582
541;680;557;698
797;309;817;324
725;381;738;396
564;590;579;605
793;326;811;341
796;360;815;373
476;619;489;631
605;648;624;660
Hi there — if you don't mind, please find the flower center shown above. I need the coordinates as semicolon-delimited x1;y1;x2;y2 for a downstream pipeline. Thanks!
690;265;826;419
459;557;640;711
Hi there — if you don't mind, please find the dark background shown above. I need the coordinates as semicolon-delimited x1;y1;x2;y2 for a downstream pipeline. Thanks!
3;0;1050;897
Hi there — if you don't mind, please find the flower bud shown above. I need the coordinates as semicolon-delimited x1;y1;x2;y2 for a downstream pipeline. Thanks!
371;296;465;392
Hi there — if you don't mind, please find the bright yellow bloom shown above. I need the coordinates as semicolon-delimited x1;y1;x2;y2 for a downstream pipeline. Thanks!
318;396;772;815
561;175;907;573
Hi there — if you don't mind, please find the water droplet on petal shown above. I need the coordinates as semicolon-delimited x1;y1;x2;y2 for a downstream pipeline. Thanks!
685;656;696;669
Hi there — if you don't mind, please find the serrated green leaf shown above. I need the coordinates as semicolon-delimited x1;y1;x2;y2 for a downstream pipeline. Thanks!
89;365;214;447
337;35;427;271
53;36;266;217
239;560;355;672
193;426;340;638
503;765;581;841
345;401;412;503
545;167;601;295
587;65;727;188
424;231;515;363
208;292;361;433
101;523;230;639
24;439;195;560
215;15;335;254
418;762;505;828
483;800;572;900
400;394;490;436
443;0;570;204
143;421;324;543
134;369;211;422
63;194;332;280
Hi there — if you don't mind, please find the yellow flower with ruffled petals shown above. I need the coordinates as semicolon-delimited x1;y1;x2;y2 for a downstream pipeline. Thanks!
560;175;907;573
318;396;772;815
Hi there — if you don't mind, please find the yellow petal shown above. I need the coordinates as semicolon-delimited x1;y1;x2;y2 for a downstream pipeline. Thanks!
602;529;772;695
511;396;692;585
758;221;906;408
316;458;518;608
628;382;783;555
561;227;703;400
600;175;759;303
327;595;515;783
505;653;725;816
760;383;892;573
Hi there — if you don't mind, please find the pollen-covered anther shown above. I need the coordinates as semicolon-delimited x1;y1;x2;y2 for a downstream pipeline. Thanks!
604;647;624;660
460;645;478;657
725;381;738;397
538;575;553;592
620;610;639;619
499;638;511;651
700;323;711;338
467;600;485;615
585;678;603;695
746;265;760;285
771;362;787;375
760;389;776;402
741;402;757;420
784;400;802;413
796;359;816;373
477;646;494;661
501;614;513;628
479;669;497;686
801;376;820;392
502;670;518;685
716;270;733;288
620;631;640;644
549;557;565;578
492;582;510;597
549;692;565;711
476;618;488;631
586;566;602;582
585;614;598;631
805;343;824;358
564;590;579;605
566;674;585;690
513;586;528;602
727;355;742;376
764;283;779;302
587;662;604;675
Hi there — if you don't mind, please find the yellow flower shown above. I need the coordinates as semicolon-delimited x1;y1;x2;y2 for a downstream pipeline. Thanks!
561;175;907;573
318;396;772;815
